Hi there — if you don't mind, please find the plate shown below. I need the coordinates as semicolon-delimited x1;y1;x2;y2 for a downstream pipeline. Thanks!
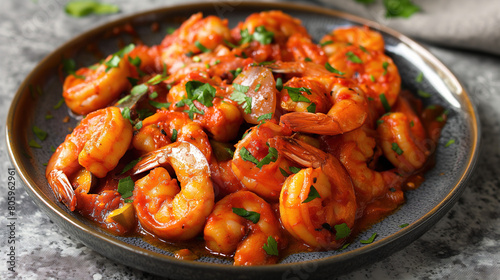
5;2;480;279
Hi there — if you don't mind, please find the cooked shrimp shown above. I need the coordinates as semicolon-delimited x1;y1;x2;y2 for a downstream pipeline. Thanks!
45;107;133;211
274;65;369;135
326;126;404;205
232;10;309;45
129;142;214;240
269;136;356;250
231;121;292;200
285;33;328;64
321;25;385;54
63;54;133;115
166;73;244;142
230;66;279;124
161;13;232;74
204;191;284;265
322;27;401;116
377;97;430;173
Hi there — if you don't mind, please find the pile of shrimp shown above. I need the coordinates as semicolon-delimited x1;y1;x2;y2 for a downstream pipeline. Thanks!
46;11;447;266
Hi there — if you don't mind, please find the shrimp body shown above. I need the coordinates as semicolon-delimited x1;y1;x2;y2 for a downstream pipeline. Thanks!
270;137;356;249
45;107;133;210
204;191;283;265
377;97;430;173
231;121;292;200
331;126;403;205
130;142;214;240
63;55;132;115
280;74;369;135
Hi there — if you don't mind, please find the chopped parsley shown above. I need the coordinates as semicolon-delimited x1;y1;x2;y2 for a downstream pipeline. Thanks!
391;142;404;155
382;61;389;76
195;40;211;53
131;84;148;96
53;98;65;109
149;100;171;109
320;40;334;47
370;74;376;82
257;113;273;122
399;223;409;228
359;45;369;54
32;126;48;141
239;147;259;165
65;0;119;17
62;58;85;79
346;51;363;63
288;166;301;174
415;72;424;83
104;55;121;71
29;139;42;149
304;57;312;62
306;103;316;113
384;0;420;18
252;26;274;45
128;56;141;68
276;77;283;91
176;81;216;118
379;93;391;112
325;62;345;75
256;146;278;169
134;121;142;130
445;139;455;147
117;176;134;198
360;232;377;244
120;158;141;174
417;89;431;98
254;83;261;92
334;223;351;240
302;186;321;203
171;128;178;142
284;86;312;103
230;83;252;114
232;208;261;224
263;236;279;256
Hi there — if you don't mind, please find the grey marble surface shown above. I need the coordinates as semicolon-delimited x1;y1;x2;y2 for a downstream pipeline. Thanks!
1;0;500;279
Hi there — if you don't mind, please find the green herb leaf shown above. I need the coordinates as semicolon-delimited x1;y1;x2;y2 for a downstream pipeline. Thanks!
149;100;171;109
239;147;259;165
32;126;48;141
252;26;274;45
302;186;321;203
415;72;423;83
325;62;345;75
128;55;141;68
131;84;148;96
359;45;369;53
256;146;278;168
306;103;316;113
334;223;351;240
263;236;279;256
147;74;168;85
346;51;363;63
284;86;312;103
45;114;53;120
320;40;334;47
104;55;121;71
239;29;253;45
117;176;134;198
279;167;290;177
445;139;455;147
288;166;301;174
166;27;176;35
384;0;420;18
54;98;65;109
399;223;409;228
232;208;261;224
254;83;261;92
379;93;391;112
229;67;242;78
382;61;389;76
370;74;376;82
417;89;431;98
185;80;217;107
171;128;178;142
360;232;378;244
65;0;119;18
257;113;273;122
391;142;404;155
276;77;283;91
134;121;143;130
121;158;141;174
195;40;211;53
29;139;42;149
230;90;252;114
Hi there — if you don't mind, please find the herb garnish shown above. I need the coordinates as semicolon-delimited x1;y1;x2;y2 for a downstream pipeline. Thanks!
232;208;261;224
391;143;404;155
117;176;134;198
360;232;377;244
379;93;391;112
346;51;363;63
263;236;279;256
334;223;351;240
230;83;252;114
65;0;119;17
325;62;345;75
302;186;321;203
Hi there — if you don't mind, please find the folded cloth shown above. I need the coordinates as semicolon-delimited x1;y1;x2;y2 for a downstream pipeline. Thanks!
309;0;500;55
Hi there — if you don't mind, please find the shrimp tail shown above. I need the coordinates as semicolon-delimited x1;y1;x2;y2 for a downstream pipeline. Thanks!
280;112;344;135
268;136;326;169
47;170;76;211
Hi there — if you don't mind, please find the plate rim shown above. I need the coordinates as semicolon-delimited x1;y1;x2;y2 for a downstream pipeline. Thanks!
5;0;481;277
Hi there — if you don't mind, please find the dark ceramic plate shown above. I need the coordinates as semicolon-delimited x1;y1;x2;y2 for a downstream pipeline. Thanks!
6;2;480;279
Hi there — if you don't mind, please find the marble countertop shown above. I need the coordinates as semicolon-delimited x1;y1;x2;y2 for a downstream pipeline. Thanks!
1;1;499;279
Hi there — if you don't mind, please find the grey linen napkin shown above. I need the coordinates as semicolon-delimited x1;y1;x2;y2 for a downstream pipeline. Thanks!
310;0;500;55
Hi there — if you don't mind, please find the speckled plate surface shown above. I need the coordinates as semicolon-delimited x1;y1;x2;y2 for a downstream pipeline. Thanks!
6;2;480;279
